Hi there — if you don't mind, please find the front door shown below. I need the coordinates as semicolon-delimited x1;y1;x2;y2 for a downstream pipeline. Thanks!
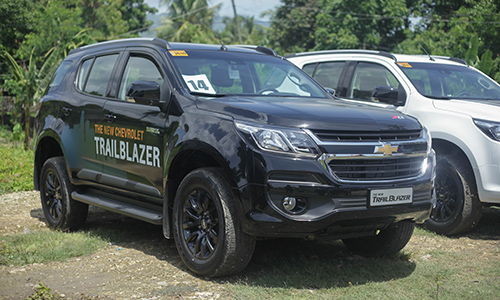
98;50;167;201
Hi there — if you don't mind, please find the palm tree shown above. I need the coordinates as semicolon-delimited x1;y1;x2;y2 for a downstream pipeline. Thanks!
157;0;220;43
220;15;268;45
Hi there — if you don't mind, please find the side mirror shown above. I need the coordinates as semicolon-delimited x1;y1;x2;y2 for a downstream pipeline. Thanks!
324;87;336;96
126;81;160;106
372;86;406;106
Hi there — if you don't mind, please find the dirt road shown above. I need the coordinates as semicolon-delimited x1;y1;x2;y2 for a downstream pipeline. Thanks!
1;191;499;299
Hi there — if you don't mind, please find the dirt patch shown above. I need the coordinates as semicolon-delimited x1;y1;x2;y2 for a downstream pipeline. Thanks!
1;191;499;299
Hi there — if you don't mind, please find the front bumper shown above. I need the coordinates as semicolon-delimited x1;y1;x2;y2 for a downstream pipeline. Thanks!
239;151;435;239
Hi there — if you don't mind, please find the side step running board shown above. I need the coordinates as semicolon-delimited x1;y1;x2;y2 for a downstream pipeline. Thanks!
72;191;162;225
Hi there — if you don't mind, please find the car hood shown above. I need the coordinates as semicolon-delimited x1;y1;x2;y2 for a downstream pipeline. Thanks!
433;99;500;121
196;96;422;131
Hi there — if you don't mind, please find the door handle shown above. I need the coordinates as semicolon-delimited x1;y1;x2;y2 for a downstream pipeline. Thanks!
62;107;72;116
104;113;116;123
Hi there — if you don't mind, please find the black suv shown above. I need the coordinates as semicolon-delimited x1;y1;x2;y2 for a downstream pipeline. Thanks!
34;38;435;277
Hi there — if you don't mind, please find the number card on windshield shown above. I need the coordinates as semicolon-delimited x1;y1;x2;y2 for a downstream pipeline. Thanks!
182;74;216;95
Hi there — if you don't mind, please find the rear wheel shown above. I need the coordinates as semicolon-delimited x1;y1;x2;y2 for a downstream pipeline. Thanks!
40;157;88;231
173;168;256;277
425;154;482;235
342;220;415;257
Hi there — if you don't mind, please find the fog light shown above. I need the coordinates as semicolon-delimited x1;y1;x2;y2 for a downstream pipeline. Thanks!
283;197;297;211
282;196;307;214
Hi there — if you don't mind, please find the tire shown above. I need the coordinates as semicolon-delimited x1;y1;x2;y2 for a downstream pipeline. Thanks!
424;154;482;235
40;157;88;231
172;168;256;277
342;220;415;257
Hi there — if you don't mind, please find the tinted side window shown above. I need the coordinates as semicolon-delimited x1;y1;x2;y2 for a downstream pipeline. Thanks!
81;54;119;97
118;55;164;100
348;62;399;101
77;58;93;91
313;62;345;90
302;64;316;76
46;61;72;94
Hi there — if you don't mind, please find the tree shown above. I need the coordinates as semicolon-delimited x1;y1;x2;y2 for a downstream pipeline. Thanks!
1;49;59;150
268;0;320;54
397;0;500;79
156;0;220;43
0;0;35;54
313;0;409;51
121;0;158;34
219;15;268;45
17;0;83;62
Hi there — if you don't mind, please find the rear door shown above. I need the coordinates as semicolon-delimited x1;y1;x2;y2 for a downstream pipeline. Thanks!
64;52;121;182
99;48;168;200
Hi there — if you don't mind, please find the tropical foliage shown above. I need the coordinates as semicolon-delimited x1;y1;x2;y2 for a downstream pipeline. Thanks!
3;0;500;148
0;0;156;147
156;0;220;43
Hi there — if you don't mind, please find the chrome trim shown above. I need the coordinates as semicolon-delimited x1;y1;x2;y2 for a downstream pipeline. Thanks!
303;128;431;184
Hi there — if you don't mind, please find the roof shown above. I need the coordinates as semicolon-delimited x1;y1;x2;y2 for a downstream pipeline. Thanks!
67;38;278;58
286;49;467;66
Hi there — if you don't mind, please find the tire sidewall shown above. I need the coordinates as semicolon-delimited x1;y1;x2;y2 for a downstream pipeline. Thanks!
40;157;73;229
425;154;482;235
40;156;88;231
172;169;230;276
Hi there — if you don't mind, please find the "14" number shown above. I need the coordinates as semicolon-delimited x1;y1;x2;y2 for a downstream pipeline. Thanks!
187;80;209;91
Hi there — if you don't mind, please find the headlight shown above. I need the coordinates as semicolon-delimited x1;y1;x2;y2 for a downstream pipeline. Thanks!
423;125;432;153
235;122;320;156
474;119;500;141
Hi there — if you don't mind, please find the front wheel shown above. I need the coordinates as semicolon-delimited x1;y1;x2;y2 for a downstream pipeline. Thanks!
342;220;415;257
173;168;256;277
424;154;482;235
40;157;88;231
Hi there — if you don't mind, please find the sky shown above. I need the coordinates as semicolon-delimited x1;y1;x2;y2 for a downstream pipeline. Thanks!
144;0;281;25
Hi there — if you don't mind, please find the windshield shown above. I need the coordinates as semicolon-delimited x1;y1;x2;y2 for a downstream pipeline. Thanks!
169;49;327;98
398;62;500;100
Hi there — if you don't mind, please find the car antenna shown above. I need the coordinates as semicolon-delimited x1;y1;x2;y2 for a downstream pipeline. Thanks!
213;31;227;51
418;42;435;61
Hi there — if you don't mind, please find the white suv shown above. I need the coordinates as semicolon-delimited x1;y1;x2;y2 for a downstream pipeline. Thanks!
287;50;500;235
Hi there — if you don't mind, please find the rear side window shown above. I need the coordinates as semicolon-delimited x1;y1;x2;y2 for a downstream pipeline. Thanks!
78;54;119;97
46;61;72;94
312;62;345;90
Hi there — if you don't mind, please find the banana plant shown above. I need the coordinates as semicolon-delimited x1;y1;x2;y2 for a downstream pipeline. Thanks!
465;36;493;75
2;48;60;150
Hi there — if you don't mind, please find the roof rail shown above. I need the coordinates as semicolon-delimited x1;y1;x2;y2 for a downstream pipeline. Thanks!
234;45;279;57
152;38;172;50
68;38;172;55
448;57;469;66
285;50;397;61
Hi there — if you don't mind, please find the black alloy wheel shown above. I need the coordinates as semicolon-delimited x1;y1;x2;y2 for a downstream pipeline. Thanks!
431;163;461;223
424;154;482;235
181;189;221;260
173;168;255;277
43;168;64;223
40;157;88;231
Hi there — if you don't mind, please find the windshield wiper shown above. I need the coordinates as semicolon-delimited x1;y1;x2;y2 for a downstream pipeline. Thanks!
425;95;452;100
190;91;228;97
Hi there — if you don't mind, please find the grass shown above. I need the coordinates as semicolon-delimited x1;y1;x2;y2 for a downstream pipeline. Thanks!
0;230;109;266
223;225;500;300
0;141;34;194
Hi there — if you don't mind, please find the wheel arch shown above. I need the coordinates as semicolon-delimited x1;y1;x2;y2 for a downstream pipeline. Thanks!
34;135;64;191
163;141;242;238
432;138;475;177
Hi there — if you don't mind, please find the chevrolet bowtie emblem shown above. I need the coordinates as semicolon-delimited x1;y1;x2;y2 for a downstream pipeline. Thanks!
374;143;399;155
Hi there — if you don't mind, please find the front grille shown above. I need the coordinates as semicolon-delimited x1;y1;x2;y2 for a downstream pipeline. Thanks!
310;129;422;142
328;156;424;181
